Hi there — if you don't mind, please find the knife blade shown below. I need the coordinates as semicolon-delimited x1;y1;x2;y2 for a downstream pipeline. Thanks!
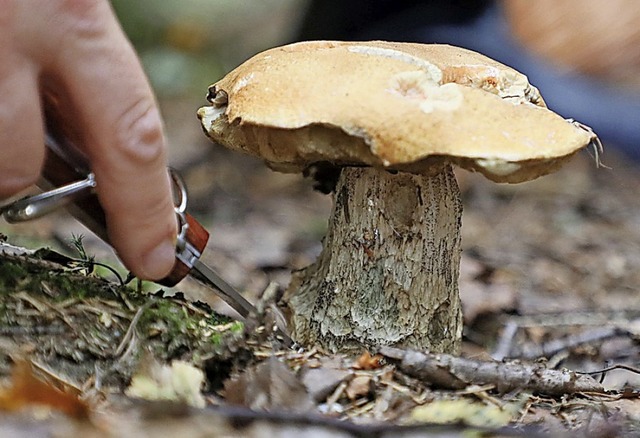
190;259;295;346
2;96;294;347
190;259;254;319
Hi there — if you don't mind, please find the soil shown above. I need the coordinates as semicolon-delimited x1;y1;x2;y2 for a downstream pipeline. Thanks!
1;134;640;436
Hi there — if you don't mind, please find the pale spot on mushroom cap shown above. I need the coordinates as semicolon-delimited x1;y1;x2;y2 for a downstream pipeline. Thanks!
389;71;464;113
348;45;443;83
419;83;464;114
497;70;539;104
474;158;522;176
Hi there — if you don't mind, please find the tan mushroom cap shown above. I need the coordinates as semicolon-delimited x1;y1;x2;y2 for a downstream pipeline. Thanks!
198;41;595;183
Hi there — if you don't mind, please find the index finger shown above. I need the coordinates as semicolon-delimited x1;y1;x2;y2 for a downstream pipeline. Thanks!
48;2;177;280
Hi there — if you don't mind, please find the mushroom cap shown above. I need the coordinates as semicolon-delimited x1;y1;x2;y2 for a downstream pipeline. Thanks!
198;41;595;183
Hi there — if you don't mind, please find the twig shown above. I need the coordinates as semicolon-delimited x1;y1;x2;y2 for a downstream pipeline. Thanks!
380;347;604;397
113;301;152;358
326;381;348;406
0;241;35;256
199;404;548;438
576;363;640;377
0;326;66;336
492;320;519;360
30;359;83;393
519;326;626;359
504;309;640;328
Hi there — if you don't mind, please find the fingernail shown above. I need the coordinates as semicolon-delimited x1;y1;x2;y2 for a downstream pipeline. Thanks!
141;240;176;280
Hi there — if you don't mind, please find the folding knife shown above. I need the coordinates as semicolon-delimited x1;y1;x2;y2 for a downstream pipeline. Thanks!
0;99;293;347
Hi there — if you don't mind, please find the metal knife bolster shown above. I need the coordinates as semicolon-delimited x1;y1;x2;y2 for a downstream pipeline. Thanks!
170;220;256;320
160;211;210;287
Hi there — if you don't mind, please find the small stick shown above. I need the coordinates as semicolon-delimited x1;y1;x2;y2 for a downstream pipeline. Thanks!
380;347;604;397
577;363;640;377
492;320;519;360
113;301;152;358
519;326;625;359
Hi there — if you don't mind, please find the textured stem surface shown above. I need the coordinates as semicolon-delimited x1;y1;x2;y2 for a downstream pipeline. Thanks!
287;164;463;352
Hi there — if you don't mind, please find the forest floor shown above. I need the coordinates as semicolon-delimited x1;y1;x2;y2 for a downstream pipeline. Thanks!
1;127;640;436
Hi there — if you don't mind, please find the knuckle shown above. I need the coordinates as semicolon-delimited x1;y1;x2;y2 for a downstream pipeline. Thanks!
112;97;166;167
56;0;108;40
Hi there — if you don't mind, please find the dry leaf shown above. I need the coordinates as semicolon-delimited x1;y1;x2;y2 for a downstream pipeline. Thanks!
354;351;384;370
0;359;89;418
345;375;372;401
225;357;314;412
126;359;205;408
301;366;351;402
411;398;519;428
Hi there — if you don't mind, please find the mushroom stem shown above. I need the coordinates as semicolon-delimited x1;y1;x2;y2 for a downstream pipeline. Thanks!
286;164;463;352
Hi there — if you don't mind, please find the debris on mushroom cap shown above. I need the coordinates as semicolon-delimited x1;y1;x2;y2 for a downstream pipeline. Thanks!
198;41;596;183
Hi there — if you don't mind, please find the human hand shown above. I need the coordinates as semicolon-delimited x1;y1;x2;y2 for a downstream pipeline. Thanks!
0;0;177;280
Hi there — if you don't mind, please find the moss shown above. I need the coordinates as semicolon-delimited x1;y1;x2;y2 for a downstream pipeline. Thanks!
205;312;233;328
136;298;238;360
0;261;31;291
0;249;245;390
0;255;128;303
229;321;244;334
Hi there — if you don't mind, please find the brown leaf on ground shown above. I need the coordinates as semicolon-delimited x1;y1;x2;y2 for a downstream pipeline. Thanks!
0;359;89;419
459;256;517;324
301;365;351;402
345;375;373;401
224;356;315;412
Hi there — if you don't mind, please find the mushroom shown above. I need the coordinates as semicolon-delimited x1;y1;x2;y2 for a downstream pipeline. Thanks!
197;41;597;353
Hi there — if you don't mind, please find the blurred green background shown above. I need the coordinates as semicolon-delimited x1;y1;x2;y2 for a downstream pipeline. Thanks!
111;0;308;99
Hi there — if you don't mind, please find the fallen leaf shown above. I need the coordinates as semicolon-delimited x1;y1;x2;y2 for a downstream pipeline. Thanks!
225;357;314;412
126;358;205;408
0;359;89;418
354;351;384;370
411;398;519;428
301;366;351;402
345;375;372;401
